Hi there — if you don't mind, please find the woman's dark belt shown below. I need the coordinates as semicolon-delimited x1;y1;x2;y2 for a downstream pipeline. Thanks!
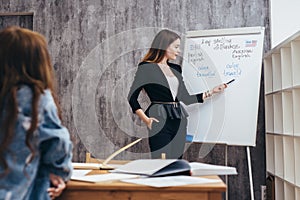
149;101;188;119
151;101;180;107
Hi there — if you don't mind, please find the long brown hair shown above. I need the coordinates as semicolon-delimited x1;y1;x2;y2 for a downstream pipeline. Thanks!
141;29;180;63
0;26;61;176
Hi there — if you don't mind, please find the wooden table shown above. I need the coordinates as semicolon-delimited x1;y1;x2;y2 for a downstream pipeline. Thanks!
58;170;226;200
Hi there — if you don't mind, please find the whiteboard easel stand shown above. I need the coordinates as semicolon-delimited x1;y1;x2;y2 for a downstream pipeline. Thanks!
247;146;254;200
225;145;254;200
225;144;228;200
183;26;265;200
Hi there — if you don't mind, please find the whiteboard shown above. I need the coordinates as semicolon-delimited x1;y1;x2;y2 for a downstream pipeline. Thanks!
182;27;265;146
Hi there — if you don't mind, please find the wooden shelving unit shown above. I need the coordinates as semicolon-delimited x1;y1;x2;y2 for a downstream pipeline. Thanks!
265;30;300;200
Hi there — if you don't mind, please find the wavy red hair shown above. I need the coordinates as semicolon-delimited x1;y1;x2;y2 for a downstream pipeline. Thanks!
0;26;60;176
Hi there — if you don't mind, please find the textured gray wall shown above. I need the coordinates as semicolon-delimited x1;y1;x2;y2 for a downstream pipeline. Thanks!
0;0;270;199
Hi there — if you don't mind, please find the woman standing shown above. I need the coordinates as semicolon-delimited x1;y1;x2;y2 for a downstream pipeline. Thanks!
128;29;227;159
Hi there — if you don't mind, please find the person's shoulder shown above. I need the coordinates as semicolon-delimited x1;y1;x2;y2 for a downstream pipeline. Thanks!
17;85;53;103
16;85;33;109
39;89;56;109
138;61;156;67
17;85;33;98
137;61;157;72
16;86;55;113
168;62;182;73
41;89;53;100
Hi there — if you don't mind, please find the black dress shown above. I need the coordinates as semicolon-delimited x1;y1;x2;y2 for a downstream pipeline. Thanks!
128;61;204;159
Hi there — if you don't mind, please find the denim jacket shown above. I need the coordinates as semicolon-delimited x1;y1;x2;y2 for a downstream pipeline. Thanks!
0;85;73;200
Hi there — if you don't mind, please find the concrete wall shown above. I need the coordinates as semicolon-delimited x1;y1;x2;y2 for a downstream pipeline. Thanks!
0;0;270;199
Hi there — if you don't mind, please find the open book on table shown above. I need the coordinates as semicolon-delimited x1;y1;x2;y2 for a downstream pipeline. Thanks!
110;159;237;177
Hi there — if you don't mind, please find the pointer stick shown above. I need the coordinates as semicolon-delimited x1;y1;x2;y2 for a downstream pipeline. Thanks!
101;138;142;169
226;79;235;85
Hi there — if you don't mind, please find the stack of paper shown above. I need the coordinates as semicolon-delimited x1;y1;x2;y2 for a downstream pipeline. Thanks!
189;162;237;176
121;176;222;187
71;173;140;183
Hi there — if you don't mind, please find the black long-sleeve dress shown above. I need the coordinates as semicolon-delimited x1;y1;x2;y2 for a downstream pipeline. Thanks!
128;61;204;159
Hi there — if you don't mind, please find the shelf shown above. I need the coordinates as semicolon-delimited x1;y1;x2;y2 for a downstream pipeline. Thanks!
264;57;273;94
291;40;300;87
273;93;283;134
274;135;284;178
272;53;282;92
275;177;284;200
282;91;293;135
280;47;292;89
265;30;300;200
266;85;300;95
265;95;274;133
294;89;300;136
295;138;300;187
283;136;295;183
284;181;295;200
296;187;300;200
266;134;275;174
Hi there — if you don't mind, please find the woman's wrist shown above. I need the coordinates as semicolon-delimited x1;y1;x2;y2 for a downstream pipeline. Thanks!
203;90;213;99
135;109;150;125
207;90;213;97
145;117;151;125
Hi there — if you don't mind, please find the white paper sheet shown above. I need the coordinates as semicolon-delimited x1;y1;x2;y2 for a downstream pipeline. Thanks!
71;173;140;183
189;162;237;176
71;169;92;178
72;162;123;170
121;175;222;187
72;162;101;169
